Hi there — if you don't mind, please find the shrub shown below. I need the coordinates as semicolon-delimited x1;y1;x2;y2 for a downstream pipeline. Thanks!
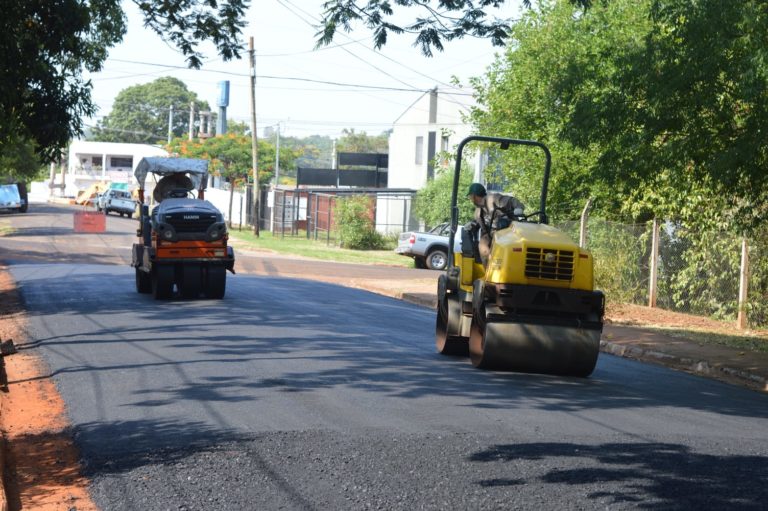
334;196;387;250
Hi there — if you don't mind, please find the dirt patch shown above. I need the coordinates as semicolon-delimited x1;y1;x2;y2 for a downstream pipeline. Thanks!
0;264;96;511
606;302;768;338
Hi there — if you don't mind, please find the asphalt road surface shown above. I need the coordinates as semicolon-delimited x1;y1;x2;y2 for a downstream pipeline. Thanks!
2;205;767;510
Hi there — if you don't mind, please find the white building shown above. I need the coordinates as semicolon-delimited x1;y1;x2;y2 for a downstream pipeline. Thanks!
378;87;484;232
52;140;168;197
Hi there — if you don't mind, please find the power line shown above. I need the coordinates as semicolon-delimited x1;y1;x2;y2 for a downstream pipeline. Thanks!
274;0;423;91
278;0;465;94
105;58;469;94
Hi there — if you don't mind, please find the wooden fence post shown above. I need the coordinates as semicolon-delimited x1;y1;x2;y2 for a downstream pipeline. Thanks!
648;218;660;308
737;236;750;330
579;197;593;248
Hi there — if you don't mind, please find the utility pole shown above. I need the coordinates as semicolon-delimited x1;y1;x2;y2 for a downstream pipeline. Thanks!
188;101;195;140
167;104;174;144
249;36;260;236
274;123;280;186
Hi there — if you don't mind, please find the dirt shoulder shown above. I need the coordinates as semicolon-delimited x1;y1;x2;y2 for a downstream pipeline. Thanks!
0;263;96;511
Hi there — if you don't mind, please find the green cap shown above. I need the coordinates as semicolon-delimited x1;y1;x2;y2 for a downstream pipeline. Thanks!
467;183;487;197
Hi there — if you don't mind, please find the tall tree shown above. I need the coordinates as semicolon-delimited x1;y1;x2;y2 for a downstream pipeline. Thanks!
471;0;768;234
93;77;209;144
316;0;593;56
1;0;249;162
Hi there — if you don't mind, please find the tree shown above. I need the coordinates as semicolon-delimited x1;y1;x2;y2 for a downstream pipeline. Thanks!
469;0;644;223
0;135;43;182
413;154;475;227
316;0;593;56
1;0;248;163
470;0;768;233
558;0;768;233
167;134;300;223
93;77;209;144
336;128;389;154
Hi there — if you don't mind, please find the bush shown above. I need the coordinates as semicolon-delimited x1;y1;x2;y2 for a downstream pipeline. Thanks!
334;196;387;250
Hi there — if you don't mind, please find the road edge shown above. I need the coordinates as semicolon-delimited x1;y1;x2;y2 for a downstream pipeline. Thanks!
397;291;767;393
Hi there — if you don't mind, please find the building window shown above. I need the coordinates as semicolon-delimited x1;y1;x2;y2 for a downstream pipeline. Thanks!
110;156;133;168
415;136;424;165
92;156;103;167
441;135;450;152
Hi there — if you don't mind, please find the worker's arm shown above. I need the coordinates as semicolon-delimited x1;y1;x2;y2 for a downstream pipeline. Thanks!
493;194;525;217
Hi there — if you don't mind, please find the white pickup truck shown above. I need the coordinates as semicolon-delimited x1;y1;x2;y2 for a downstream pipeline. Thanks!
395;222;452;270
97;189;136;217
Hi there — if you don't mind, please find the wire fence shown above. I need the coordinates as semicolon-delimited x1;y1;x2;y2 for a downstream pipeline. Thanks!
272;189;417;245
560;218;768;329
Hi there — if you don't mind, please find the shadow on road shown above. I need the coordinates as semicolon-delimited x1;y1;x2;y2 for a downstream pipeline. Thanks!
469;441;768;509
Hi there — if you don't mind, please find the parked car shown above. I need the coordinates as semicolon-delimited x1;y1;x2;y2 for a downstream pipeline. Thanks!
0;183;27;213
395;222;452;270
97;189;136;217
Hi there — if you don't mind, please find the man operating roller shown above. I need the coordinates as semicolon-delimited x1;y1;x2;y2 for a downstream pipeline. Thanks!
465;183;525;266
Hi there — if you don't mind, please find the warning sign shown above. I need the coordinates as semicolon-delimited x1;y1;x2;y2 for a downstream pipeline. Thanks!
73;211;106;233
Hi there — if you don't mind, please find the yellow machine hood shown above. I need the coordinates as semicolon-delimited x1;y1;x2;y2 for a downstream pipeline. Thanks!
486;221;593;290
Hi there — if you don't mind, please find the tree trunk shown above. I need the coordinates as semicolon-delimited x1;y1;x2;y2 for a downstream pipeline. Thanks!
228;182;234;228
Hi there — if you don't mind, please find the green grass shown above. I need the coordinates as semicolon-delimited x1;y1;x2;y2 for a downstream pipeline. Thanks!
229;230;413;267
641;326;768;354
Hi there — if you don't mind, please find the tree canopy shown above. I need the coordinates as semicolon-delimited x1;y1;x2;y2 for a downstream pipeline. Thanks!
92;77;209;144
316;0;593;56
470;0;768;235
1;0;249;163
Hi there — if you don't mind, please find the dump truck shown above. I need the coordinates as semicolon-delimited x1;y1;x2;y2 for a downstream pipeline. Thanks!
435;136;604;377
131;157;235;299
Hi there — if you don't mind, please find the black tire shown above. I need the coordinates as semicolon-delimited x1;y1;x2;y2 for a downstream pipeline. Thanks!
19;203;28;213
414;257;427;269
179;264;203;299
152;264;175;300
426;248;448;271
468;279;489;368
205;266;226;299
135;267;152;294
435;275;468;356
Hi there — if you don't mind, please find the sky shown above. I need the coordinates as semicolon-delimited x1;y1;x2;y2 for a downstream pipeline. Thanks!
85;0;523;140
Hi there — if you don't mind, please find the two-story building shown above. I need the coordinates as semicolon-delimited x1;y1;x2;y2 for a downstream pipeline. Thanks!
378;87;484;232
54;140;168;197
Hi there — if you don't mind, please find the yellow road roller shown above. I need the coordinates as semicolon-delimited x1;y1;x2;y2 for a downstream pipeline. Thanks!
435;136;604;377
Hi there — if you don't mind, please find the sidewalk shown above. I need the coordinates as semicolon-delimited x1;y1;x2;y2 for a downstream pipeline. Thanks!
360;279;768;393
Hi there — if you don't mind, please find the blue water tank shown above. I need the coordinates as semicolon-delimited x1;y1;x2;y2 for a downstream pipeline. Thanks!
217;81;230;107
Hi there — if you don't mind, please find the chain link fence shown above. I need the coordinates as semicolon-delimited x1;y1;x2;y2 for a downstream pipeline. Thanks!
561;218;768;329
271;189;416;245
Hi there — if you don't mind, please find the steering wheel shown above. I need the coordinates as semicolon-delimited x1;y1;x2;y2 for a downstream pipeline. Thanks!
522;211;545;222
165;188;192;199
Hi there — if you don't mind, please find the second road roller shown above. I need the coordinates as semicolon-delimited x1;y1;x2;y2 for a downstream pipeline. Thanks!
435;136;604;377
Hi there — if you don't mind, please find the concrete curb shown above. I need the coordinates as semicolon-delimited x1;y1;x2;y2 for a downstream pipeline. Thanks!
397;291;767;393
600;340;768;393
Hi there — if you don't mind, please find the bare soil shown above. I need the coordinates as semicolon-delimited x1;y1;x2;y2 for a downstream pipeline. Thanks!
606;302;768;339
0;264;96;511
